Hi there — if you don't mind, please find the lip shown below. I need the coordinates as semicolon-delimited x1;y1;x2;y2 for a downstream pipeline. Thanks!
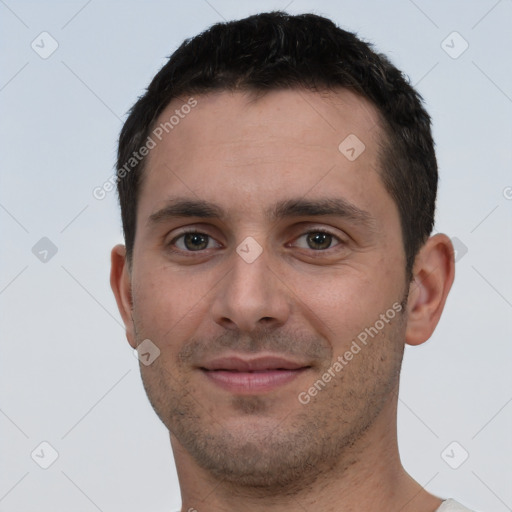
199;355;311;394
200;355;309;372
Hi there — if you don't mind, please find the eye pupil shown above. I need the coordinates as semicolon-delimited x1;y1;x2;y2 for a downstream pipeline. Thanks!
184;233;208;250
307;232;332;250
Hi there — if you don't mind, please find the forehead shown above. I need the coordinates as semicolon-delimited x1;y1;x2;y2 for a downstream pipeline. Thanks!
137;88;389;225
149;87;381;160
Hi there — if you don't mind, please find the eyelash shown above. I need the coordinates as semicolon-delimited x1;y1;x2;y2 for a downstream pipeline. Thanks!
166;228;343;255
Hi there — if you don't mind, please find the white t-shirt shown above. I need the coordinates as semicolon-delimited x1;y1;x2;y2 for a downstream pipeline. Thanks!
436;499;475;511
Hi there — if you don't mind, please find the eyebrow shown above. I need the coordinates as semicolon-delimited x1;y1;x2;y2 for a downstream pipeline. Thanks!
148;198;225;225
147;196;376;230
268;197;375;229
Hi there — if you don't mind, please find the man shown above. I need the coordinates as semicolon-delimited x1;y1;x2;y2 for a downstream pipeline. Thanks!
110;11;474;511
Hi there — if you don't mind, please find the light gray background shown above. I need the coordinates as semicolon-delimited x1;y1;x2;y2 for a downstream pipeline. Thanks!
1;0;511;511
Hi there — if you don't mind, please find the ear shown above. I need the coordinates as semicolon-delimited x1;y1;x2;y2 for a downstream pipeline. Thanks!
405;234;455;346
110;244;136;349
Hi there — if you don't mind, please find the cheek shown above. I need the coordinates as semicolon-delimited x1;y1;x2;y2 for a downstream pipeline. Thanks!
131;265;208;346
293;268;398;350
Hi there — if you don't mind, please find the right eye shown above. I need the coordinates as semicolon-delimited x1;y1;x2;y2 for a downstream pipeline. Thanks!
167;230;221;253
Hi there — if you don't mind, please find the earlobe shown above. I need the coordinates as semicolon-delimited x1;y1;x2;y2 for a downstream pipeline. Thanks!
110;244;136;348
405;234;455;346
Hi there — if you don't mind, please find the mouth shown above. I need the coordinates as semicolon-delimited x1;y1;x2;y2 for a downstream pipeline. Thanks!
199;355;312;394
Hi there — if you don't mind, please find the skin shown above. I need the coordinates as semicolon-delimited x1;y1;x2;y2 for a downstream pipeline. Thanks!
110;88;455;511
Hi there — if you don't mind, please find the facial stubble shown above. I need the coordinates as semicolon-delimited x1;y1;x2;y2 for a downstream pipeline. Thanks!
132;300;407;498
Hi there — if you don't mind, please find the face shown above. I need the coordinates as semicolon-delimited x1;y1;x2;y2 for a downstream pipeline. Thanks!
120;89;411;491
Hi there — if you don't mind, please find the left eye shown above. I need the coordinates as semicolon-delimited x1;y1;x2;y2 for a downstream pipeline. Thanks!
293;231;341;250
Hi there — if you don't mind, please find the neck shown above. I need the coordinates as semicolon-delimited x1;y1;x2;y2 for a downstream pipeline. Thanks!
172;391;441;512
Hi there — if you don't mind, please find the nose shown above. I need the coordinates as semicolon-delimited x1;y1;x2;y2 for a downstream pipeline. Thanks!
210;242;291;332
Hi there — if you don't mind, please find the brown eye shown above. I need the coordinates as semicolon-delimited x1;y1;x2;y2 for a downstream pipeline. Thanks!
306;232;333;250
171;232;219;252
294;231;341;251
